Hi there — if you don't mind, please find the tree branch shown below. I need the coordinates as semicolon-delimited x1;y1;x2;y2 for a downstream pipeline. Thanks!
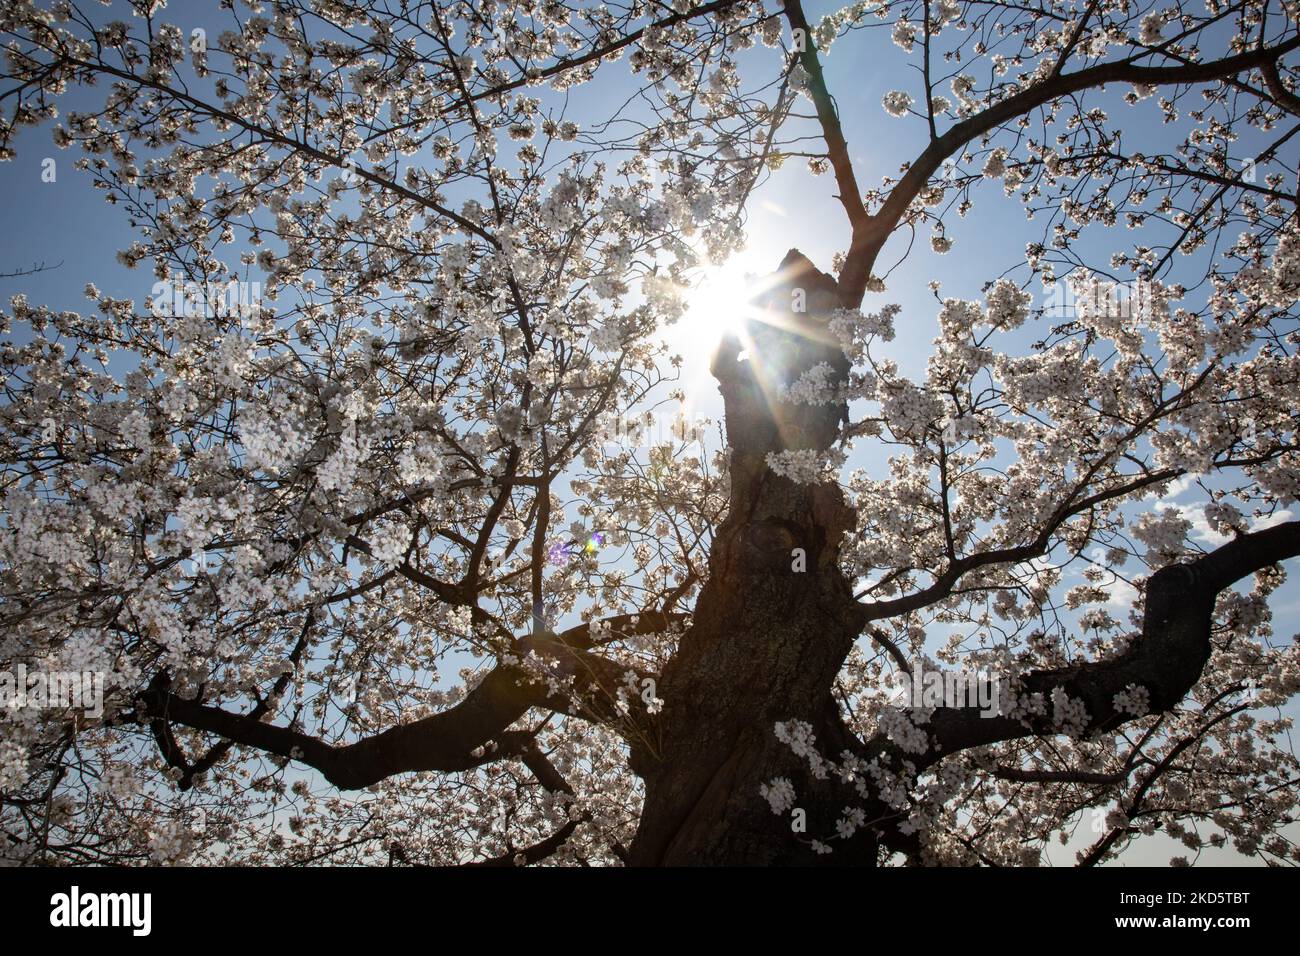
783;0;869;302
135;629;657;790
858;521;1300;774
839;33;1300;304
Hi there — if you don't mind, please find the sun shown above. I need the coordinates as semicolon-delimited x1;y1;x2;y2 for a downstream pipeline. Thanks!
665;248;770;357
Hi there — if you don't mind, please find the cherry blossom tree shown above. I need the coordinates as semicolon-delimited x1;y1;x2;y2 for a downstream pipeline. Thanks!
1;0;1298;866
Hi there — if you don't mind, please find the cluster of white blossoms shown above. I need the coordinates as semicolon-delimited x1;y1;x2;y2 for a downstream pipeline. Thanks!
950;73;978;111
778;362;843;405
851;753;914;816
892;19;917;52
1271;226;1300;295
759;776;796;815
828;303;899;360
316;423;367;494
365;520;414;565
1138;12;1166;45
148;819;192;865
934;0;962;26
1112;684;1151;718
763;718;932;853
1050;687;1090;737
882;90;914;117
983;279;1033;329
1132;508;1195;564
878;380;946;441
774;719;833;779
1203;501;1249;536
876;705;932;755
835;806;868;840
0;741;28;792
981;148;1008;179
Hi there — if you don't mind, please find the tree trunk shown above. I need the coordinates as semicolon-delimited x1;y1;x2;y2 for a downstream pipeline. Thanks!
628;251;871;865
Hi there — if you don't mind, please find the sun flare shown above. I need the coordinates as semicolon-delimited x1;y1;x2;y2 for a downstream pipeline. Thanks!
664;247;773;357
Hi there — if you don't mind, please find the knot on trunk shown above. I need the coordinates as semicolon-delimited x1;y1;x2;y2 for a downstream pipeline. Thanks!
740;518;799;571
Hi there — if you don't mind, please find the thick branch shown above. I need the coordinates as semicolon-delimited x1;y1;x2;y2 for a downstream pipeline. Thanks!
783;0;869;278
136;631;655;790
859;521;1300;773
994;766;1129;786
1261;53;1300;114
839;34;1300;304
462;819;582;867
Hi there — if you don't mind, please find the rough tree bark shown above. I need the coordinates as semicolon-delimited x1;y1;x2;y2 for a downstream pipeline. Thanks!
628;249;874;865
